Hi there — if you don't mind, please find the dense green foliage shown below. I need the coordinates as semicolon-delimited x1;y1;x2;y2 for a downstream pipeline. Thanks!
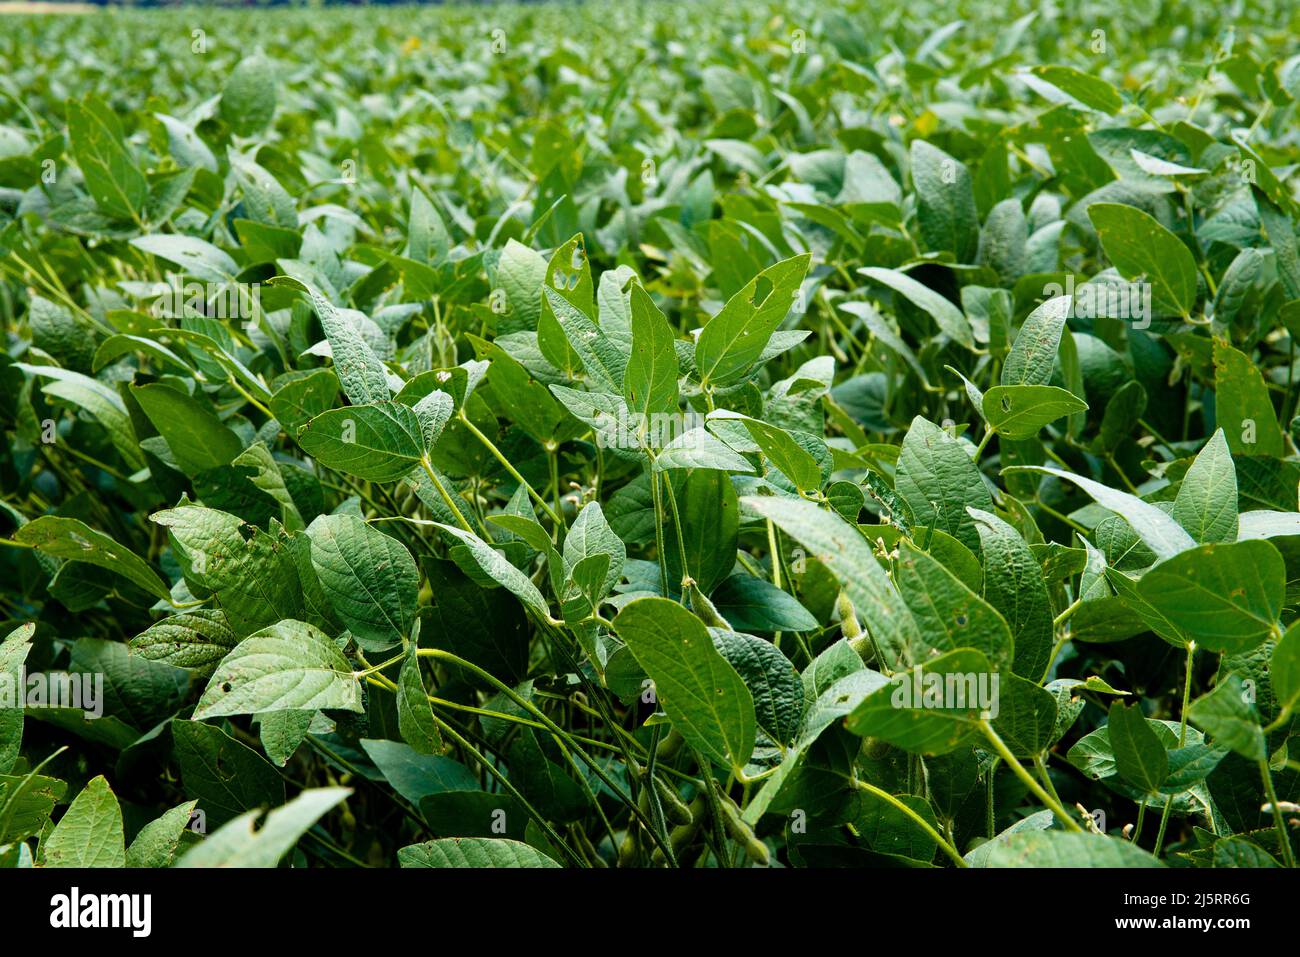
2;0;1300;869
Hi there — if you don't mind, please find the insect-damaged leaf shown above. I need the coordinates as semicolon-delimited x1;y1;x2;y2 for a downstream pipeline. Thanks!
193;619;363;719
695;253;811;386
178;788;351;868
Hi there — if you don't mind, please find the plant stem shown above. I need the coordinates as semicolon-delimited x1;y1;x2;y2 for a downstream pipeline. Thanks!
419;455;474;533
650;468;670;596
853;779;968;867
1260;759;1297;867
659;470;692;588
1154;643;1197;855
979;722;1083;832
456;409;564;526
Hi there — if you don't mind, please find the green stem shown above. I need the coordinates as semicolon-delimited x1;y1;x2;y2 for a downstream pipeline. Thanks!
419;455;474;533
980;722;1082;832
659;471;692;589
1260;758;1297;867
431;712;585;867
457;409;564;527
650;469;670;597
1154;642;1196;857
416;647;673;860
853;779;967;867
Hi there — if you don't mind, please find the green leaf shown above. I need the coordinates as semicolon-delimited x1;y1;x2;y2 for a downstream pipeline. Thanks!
708;410;824;492
43;775;126;868
431;523;551;620
151;505;308;638
406;186;450;264
297;401;424;483
992;673;1058;757
130;234;238;283
307;513;419;650
497;239;548;331
0;624;34;776
1137;541;1284;654
711;574;818;633
1108;701;1168;792
193;619;363;719
613;597;755;772
66;96;147;221
983;384;1087;439
269;369;339;434
1005;465;1195;560
256;710;316;767
711;629;803;746
15;515;171;600
1188;675;1266;760
895;416;993;552
1172;429;1238;543
1001;295;1073;387
360;738;477;803
895;541;1013;671
483;343;569;442
1088;203;1198;317
969;509;1053;680
127;800;199;868
844;648;991;754
653;427;754;473
695;253;812;386
543;286;625;392
743;495;918;669
412;389;454;451
1272;621;1300;714
563;501;625;601
1213;340;1286;458
1095;380;1147;454
397;643;443;755
624;283;679;417
131;382;244;475
172;719;285;827
664;469;740;596
71;637;189;729
859;266;974;349
398;837;561;868
1213;836;1281;868
277;279;389;406
911;140;980;263
17;363;146;470
1028;65;1123;114
979;831;1163;867
178;788;351;868
220;55;278;137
